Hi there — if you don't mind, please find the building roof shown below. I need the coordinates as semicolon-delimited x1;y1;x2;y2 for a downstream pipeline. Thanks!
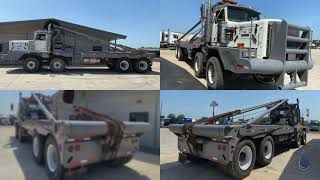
0;18;126;41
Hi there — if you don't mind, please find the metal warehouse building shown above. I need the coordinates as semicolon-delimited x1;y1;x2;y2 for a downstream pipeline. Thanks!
0;18;126;64
50;90;160;154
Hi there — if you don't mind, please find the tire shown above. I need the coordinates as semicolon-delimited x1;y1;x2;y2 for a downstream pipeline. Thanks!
206;56;224;90
50;58;66;73
257;136;274;166
301;132;307;145
105;156;133;167
32;133;45;165
23;57;40;73
135;58;150;73
176;47;186;61
45;136;64;180
115;58;132;73
292;133;301;148
194;52;205;78
18;126;26;142
229;140;256;179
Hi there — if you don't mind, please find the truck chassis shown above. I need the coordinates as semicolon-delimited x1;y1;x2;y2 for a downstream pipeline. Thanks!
169;99;308;179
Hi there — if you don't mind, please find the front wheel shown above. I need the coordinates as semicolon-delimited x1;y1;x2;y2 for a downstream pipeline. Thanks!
23;57;40;73
206;57;224;90
257;136;274;166
45;136;64;180
228;140;256;179
292;133;301;148
301;132;307;145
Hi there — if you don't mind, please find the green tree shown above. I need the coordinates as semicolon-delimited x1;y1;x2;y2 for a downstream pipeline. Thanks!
177;114;185;123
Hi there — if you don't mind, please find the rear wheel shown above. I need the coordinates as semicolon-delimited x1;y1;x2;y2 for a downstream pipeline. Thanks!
45;136;64;180
50;58;66;73
135;58;150;73
23;57;40;73
115;58;131;73
176;47;186;61
17;126;26;142
292;133;301;148
257;136;274;166
105;156;133;167
194;52;205;78
33;133;45;164
206;57;224;90
229;140;256;179
301;132;307;145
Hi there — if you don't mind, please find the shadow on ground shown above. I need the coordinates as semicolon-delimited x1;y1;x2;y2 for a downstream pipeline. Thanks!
161;141;320;180
160;56;278;90
160;58;207;90
2;136;150;180
1;67;160;76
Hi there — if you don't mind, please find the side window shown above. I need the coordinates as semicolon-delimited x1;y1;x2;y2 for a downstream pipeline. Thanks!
92;46;102;52
173;34;178;39
129;112;149;122
216;9;225;22
36;34;46;41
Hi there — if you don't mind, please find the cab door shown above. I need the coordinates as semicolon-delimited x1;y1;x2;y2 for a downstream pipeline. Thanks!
34;33;48;52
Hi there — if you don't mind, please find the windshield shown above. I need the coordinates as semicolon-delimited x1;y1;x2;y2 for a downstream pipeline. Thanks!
227;6;260;22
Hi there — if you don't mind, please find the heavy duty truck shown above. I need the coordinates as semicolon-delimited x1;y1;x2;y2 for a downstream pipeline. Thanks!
1;21;155;73
169;99;308;179
15;92;150;180
176;0;314;89
160;29;183;48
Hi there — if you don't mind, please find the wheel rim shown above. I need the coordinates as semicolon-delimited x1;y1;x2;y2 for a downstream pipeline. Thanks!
33;136;39;158
208;64;215;84
120;60;130;71
26;61;36;70
47;144;58;172
195;58;199;72
138;61;148;71
53;61;62;69
264;141;272;160
238;145;253;171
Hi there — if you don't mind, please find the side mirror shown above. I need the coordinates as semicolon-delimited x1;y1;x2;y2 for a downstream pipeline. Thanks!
200;3;206;19
63;90;74;104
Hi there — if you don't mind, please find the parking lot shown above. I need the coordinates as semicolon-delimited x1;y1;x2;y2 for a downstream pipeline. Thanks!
0;58;160;90
160;49;320;90
161;128;320;180
0;126;160;180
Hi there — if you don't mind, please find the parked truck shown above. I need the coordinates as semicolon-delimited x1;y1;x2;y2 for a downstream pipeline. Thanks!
1;21;154;73
309;120;319;131
176;0;313;89
15;92;149;180
169;99;308;179
160;29;183;48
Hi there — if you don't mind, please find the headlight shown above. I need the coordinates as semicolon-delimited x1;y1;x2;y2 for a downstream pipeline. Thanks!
241;49;257;58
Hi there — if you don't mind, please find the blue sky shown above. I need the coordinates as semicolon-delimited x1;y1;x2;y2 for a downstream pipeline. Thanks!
0;91;57;116
160;0;320;39
0;0;159;48
160;91;320;121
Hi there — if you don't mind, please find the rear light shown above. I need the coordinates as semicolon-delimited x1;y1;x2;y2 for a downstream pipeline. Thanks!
75;145;80;151
218;145;221;150
222;145;226;151
68;145;73;153
237;43;245;49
